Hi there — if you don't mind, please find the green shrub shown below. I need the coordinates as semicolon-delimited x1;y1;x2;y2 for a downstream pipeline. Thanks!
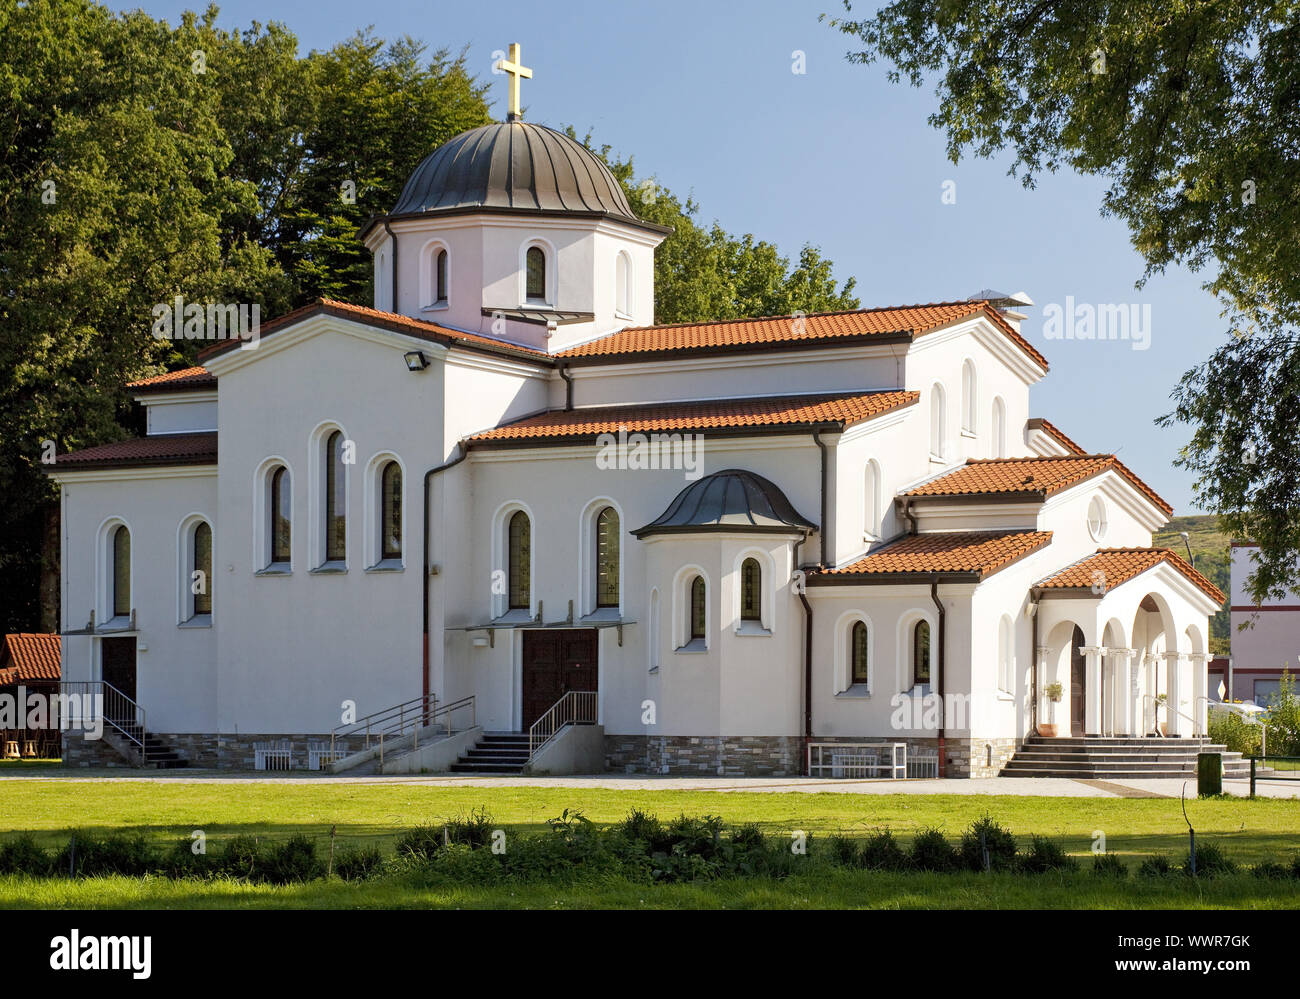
219;834;263;879
1018;835;1079;874
1250;860;1290;879
393;824;444;860
0;833;52;876
827;834;859;867
1182;842;1237;877
334;845;384;881
261;834;322;884
444;807;496;849
1264;672;1300;756
1208;710;1262;756
160;837;215;879
959;815;1017;872
1138;854;1175;877
909;828;958;872
1091;852;1129;878
859;828;909;871
54;832;157;877
618;809;667;851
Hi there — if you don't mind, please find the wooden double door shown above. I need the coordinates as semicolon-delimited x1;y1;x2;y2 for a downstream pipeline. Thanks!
521;629;597;730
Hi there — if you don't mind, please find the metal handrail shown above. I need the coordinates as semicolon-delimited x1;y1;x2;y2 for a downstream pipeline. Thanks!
1141;693;1207;738
60;680;147;763
329;694;476;758
528;690;597;759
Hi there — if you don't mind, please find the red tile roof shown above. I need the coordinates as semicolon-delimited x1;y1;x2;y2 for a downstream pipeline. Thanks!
51;432;217;470
1026;417;1086;455
1036;548;1225;604
903;455;1173;516
127;366;216;392
197;299;550;364
557;301;1049;369
466;390;920;444
1;633;61;683
812;530;1053;582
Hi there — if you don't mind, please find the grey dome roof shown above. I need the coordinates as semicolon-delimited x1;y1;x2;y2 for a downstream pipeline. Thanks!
389;121;651;227
633;469;817;538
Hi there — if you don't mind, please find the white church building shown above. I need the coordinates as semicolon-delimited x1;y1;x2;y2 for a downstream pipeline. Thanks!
48;49;1225;777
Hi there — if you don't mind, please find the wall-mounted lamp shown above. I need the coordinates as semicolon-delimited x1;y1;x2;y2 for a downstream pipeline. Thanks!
404;350;429;371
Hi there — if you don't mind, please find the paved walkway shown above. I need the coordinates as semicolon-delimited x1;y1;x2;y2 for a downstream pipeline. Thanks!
3;769;1298;798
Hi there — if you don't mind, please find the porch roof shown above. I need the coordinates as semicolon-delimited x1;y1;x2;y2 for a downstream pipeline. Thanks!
1033;548;1225;604
0;633;61;684
809;529;1053;584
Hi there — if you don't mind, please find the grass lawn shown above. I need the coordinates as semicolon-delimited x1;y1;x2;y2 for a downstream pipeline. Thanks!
1;781;1297;908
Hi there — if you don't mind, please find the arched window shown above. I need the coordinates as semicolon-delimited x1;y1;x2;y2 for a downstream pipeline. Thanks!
381;461;402;559
998;615;1014;693
690;576;706;640
508;510;531;609
740;558;761;621
930;384;946;458
270;466;291;564
615;252;631;315
112;525;131;618
525;246;546;302
324;430;346;562
863;460;880;537
851;620;869;685
913;619;931;686
435;249;448;304
961;360;977;434
595;506;619;607
192;521;212;616
991;396;1007;458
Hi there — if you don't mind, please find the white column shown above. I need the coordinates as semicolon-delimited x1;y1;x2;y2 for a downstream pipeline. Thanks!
1105;648;1134;735
1035;645;1051;734
1163;651;1183;736
1081;646;1104;736
1142;652;1156;735
1189;653;1210;735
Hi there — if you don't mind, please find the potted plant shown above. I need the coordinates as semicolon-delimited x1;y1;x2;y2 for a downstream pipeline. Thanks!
1039;682;1064;737
1154;693;1168;736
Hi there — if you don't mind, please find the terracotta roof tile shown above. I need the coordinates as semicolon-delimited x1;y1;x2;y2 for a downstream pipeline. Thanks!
1037;548;1225;604
466;390;920;444
1;634;61;683
127;366;216;392
557;301;1049;369
903;455;1173;516
197;299;550;364
52;432;217;470
1026;417;1086;455
812;530;1053;581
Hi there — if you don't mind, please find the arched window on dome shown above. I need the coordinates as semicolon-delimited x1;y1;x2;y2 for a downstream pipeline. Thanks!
526;246;547;304
435;249;448;304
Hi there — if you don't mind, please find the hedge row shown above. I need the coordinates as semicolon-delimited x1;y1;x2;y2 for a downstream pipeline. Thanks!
0;811;1296;885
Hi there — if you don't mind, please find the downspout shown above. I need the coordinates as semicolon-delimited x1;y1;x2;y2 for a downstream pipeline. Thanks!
423;442;468;707
931;576;946;778
381;219;399;312
802;426;833;773
558;362;574;411
812;428;830;568
1029;587;1041;735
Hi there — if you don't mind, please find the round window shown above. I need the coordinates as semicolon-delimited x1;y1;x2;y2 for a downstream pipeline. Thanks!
1087;496;1108;541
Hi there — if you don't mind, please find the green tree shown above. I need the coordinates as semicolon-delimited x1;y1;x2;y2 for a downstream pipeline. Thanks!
826;1;1300;602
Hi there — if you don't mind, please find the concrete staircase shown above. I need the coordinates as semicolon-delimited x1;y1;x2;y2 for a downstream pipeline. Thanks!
448;733;532;774
1000;735;1250;779
105;723;189;769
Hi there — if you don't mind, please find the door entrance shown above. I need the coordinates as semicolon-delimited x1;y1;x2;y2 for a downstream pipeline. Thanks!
101;637;137;725
1069;626;1086;736
521;629;597;731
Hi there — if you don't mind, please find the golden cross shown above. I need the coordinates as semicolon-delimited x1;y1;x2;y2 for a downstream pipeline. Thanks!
495;43;533;120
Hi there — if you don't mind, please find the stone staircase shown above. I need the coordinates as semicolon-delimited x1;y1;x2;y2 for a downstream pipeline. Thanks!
106;723;189;769
448;733;532;774
1000;735;1250;779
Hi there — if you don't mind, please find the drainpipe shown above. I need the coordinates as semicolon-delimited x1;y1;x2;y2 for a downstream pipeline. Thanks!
931;576;946;778
381;219;399;312
812;427;830;569
423;442;468;707
793;535;814;773
558;363;574;411
1029;588;1041;734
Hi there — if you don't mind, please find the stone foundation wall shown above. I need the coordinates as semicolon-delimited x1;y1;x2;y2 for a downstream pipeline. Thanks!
62;732;349;770
946;737;1020;778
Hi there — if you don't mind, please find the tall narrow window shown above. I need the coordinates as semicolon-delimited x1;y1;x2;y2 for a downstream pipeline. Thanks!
595;506;619;607
690;576;706;640
851;621;869;685
615;252;630;315
998;615;1014;693
525;246;546;302
991;397;1007;459
930;384;946;458
325;431;346;562
193;522;212;616
913;620;932;686
508;510;531;609
112;525;131;617
961;360;977;433
740;558;761;621
381;461;402;559
863;460;880;537
435;249;448;304
270;466;291;564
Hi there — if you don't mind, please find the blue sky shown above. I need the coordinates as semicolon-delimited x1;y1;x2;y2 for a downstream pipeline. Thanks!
122;0;1225;513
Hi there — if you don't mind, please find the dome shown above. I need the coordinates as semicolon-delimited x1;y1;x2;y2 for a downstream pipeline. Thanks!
389;121;649;227
632;469;817;538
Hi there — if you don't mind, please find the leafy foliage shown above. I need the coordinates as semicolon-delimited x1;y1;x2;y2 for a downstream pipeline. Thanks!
827;1;1300;602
